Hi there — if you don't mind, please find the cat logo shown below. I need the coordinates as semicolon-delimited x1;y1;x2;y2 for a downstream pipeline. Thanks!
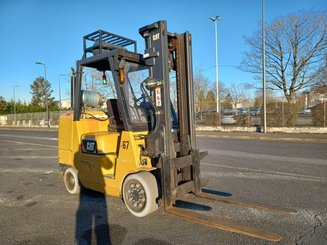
153;33;160;41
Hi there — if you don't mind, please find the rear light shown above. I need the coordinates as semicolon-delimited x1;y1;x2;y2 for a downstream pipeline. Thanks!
102;72;107;85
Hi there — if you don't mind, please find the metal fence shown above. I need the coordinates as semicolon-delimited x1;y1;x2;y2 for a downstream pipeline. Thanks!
0;106;325;128
196;113;313;127
196;105;326;128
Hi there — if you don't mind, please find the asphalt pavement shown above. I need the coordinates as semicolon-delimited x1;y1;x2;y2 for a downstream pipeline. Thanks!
0;128;326;244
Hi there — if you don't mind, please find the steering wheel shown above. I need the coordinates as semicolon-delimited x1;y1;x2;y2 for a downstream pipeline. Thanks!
135;96;144;107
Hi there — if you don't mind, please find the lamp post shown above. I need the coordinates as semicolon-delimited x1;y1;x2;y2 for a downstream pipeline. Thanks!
209;16;222;125
35;61;50;128
13;85;19;125
262;0;267;133
59;74;65;112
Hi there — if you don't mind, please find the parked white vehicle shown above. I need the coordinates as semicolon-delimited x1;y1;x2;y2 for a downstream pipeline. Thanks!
221;115;236;125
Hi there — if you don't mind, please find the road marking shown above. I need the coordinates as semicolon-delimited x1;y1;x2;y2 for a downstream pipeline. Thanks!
0;139;57;148
201;171;327;182
0;195;98;208
201;163;327;182
0;168;57;173
0;148;56;151
205;148;327;166
1;156;57;159
0;133;57;141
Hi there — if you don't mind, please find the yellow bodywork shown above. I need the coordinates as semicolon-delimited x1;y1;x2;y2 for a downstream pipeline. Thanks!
58;111;155;197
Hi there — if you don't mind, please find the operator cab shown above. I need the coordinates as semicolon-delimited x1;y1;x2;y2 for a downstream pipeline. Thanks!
74;29;177;132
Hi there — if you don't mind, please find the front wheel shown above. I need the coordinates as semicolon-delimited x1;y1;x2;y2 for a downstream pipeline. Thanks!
123;172;159;217
63;167;81;194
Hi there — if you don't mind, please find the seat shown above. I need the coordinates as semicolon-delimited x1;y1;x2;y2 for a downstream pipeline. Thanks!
106;99;124;131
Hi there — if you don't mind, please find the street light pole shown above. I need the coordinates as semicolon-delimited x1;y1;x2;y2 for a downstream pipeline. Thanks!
35;61;50;128
262;0;267;133
13;85;19;125
324;100;326;127
210;16;222;125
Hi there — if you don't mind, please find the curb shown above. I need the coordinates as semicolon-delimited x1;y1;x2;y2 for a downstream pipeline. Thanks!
0;126;58;132
196;126;327;134
196;134;327;144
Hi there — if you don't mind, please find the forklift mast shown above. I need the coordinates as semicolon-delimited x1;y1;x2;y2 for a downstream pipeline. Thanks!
139;21;205;208
139;21;196;157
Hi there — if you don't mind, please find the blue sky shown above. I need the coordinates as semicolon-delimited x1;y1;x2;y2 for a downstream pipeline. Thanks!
0;0;326;102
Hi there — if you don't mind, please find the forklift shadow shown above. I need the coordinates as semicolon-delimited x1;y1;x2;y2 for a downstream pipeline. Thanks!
174;200;212;211
75;188;127;245
75;188;110;244
172;188;233;211
74;149;127;244
201;188;232;197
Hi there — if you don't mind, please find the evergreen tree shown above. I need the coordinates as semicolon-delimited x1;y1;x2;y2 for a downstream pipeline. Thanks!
0;96;7;114
206;91;216;110
30;76;55;109
221;93;234;109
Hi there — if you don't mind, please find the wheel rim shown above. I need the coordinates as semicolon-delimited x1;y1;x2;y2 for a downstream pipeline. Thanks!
65;172;75;191
125;179;146;212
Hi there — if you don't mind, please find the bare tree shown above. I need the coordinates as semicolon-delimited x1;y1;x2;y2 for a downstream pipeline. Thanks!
312;54;327;89
253;88;276;107
226;83;248;108
193;70;210;113
241;11;327;102
82;68;117;99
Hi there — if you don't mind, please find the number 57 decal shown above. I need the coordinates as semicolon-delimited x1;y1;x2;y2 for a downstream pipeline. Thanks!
121;141;129;149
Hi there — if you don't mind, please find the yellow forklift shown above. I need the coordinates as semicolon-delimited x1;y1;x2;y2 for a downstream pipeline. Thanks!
58;20;295;241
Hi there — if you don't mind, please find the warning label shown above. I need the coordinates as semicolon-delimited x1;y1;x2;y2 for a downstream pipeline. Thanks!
155;87;161;107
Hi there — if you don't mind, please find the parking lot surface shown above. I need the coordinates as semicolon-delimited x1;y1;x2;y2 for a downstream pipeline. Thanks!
0;128;326;244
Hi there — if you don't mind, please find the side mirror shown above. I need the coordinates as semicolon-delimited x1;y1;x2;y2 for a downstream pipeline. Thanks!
144;77;160;91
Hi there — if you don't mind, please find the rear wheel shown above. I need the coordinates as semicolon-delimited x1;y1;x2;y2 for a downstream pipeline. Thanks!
64;167;81;194
123;172;158;217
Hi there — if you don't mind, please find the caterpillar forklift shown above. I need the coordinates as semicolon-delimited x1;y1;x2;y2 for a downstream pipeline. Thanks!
58;20;295;241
